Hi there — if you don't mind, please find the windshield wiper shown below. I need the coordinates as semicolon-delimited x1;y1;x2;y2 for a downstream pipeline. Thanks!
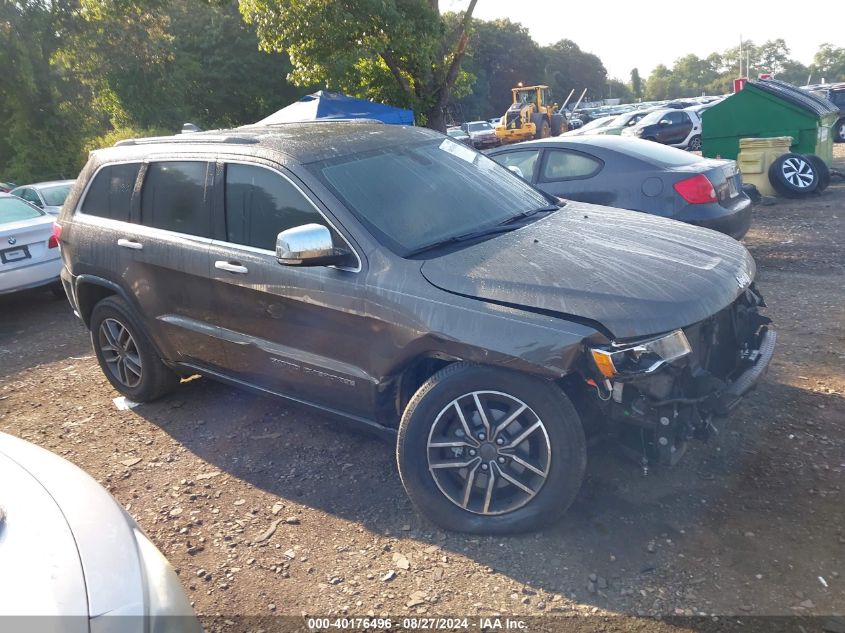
406;224;523;257
498;204;560;226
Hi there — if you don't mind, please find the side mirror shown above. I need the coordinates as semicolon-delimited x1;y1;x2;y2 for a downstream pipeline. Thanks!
506;165;525;178
659;119;671;126
276;223;353;267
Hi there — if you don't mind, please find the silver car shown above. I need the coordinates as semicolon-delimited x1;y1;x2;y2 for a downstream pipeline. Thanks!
0;193;63;296
0;432;201;632
10;179;76;215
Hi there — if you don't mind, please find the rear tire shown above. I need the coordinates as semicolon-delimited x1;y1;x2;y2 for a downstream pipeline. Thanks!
687;135;702;151
90;296;178;402
768;153;819;197
803;154;830;192
397;363;587;534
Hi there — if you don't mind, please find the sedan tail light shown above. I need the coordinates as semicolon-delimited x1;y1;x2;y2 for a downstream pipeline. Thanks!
48;223;61;249
673;174;717;204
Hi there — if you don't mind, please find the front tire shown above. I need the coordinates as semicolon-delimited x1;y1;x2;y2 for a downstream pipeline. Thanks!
397;363;586;534
835;118;845;143
90;296;178;402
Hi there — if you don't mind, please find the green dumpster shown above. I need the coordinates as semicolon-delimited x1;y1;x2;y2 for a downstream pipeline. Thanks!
702;79;838;164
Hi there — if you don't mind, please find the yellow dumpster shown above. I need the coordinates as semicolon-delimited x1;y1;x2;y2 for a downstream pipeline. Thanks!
736;136;793;197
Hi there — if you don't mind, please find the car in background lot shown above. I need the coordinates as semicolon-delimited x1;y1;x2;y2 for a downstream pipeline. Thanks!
57;122;775;533
622;108;702;150
461;120;501;149
590;109;659;136
562;115;616;137
0;193;63;296
806;83;845;142
446;126;473;146
10;179;76;215
487;135;752;239
0;432;201;630
0;182;17;193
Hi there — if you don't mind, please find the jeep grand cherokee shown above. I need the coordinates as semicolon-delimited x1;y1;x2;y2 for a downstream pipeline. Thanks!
57;122;775;533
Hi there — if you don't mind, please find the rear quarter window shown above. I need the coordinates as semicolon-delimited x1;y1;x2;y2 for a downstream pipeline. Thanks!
80;163;141;221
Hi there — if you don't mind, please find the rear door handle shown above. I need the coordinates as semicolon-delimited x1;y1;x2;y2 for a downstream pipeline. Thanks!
215;260;249;274
117;238;143;250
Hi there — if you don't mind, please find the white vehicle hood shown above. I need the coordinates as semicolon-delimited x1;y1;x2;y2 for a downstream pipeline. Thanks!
0;433;147;621
0;450;89;626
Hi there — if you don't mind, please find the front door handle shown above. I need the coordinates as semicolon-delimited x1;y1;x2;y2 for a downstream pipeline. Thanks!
117;238;143;250
215;260;249;274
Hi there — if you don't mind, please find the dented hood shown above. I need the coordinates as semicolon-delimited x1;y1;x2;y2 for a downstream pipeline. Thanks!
421;203;756;340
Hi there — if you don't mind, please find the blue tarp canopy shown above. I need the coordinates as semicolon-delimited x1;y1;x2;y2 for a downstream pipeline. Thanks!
257;91;414;126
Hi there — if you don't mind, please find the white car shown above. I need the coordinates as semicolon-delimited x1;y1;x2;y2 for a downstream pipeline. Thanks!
10;179;75;215
0;192;63;296
621;108;703;151
0;432;202;631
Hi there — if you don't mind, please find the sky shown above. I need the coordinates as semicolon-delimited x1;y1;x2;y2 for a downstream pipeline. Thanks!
447;0;842;81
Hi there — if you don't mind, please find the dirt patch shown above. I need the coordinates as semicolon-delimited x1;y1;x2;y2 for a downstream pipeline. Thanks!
1;148;844;629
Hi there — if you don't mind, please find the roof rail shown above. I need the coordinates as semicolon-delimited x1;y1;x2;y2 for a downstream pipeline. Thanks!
243;118;386;128
114;134;259;147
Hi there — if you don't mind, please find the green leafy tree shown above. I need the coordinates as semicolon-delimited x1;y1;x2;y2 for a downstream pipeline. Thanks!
542;39;607;105
644;64;674;100
238;0;479;130
812;44;845;82
0;1;92;182
630;68;642;99
605;78;631;102
454;18;544;121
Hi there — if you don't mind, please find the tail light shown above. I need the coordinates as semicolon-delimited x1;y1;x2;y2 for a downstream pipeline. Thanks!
673;174;717;204
48;223;62;249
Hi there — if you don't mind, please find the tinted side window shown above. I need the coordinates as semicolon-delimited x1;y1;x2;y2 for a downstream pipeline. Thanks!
224;163;324;250
140;162;210;237
20;189;41;205
80;163;141;221
490;150;541;181
541;150;602;181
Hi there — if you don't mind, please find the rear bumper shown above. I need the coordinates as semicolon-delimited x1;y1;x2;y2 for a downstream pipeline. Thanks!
495;124;536;141
0;257;61;295
677;194;753;240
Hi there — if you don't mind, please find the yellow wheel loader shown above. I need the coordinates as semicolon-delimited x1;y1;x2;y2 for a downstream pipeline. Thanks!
494;85;568;145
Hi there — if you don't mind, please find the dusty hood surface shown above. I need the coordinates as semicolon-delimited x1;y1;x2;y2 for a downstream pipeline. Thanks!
421;202;756;340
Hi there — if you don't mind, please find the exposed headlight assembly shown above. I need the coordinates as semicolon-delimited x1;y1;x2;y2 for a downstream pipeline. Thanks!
590;329;692;379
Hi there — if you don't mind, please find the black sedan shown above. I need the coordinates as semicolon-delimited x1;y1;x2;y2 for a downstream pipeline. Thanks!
487;135;752;239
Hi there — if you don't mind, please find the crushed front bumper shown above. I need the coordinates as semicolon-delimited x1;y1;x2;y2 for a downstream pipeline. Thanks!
599;285;775;465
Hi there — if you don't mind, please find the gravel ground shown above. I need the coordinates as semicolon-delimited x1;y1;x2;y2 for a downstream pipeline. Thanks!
1;146;844;631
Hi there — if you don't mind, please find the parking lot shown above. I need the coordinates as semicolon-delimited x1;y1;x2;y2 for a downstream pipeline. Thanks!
1;148;843;629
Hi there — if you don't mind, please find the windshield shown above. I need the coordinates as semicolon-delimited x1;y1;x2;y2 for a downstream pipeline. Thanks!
0;196;45;224
580;116;614;132
466;122;492;132
39;184;72;206
637;110;669;126
310;138;552;256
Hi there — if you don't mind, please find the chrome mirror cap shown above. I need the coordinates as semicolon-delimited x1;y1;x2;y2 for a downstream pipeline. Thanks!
276;223;347;267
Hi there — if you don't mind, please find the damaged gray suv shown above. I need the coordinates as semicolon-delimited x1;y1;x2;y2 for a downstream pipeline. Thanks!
58;122;775;533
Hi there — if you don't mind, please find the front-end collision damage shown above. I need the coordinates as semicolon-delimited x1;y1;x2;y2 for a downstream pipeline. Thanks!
583;284;775;466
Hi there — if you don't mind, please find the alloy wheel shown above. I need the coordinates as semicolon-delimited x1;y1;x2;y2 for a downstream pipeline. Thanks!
780;156;815;189
689;136;702;151
426;391;551;515
98;318;143;388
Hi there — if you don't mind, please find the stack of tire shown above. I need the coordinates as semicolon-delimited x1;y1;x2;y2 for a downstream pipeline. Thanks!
768;153;831;197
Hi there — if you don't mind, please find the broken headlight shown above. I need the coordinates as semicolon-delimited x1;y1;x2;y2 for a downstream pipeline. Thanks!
589;329;692;379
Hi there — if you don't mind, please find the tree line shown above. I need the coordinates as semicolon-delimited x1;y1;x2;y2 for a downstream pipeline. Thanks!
2;1;844;184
